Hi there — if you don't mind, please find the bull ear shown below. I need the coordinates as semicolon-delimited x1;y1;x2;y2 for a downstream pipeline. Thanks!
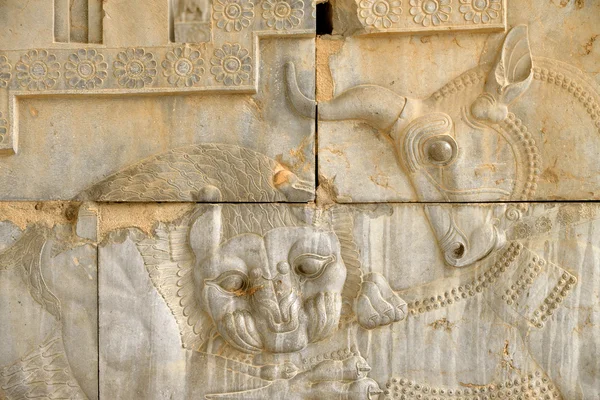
473;25;533;123
189;205;222;263
488;24;533;104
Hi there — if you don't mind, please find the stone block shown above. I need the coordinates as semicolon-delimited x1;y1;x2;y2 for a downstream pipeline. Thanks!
0;202;98;400
0;0;316;202
308;0;600;202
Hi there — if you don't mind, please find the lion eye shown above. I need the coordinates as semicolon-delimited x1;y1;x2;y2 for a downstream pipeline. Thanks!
293;254;336;279
208;271;248;294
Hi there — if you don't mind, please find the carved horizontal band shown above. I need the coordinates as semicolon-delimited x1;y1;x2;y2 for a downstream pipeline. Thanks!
356;0;506;33
0;23;315;155
0;45;256;92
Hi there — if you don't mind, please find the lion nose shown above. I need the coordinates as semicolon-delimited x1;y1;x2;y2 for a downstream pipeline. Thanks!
249;263;292;302
249;262;298;327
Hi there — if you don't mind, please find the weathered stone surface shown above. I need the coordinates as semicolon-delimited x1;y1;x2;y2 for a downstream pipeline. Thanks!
103;0;169;48
0;203;98;400
2;0;600;398
308;1;600;202
0;0;316;201
98;202;599;399
0;1;55;51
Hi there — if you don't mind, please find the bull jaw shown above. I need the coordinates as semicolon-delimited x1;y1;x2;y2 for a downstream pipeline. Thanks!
443;224;506;267
425;205;507;268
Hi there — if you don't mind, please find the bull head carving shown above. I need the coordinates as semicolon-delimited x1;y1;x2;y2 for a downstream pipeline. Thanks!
286;25;536;268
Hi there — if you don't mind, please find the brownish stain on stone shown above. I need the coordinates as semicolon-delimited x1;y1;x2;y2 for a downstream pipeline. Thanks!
501;340;520;373
541;167;560;184
0;201;81;230
582;34;598;55
369;166;393;191
316;174;339;208
289;134;314;174
429;318;455;332
98;203;195;241
316;36;344;102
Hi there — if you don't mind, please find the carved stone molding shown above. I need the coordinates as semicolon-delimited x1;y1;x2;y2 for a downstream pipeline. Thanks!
0;0;315;155
356;0;507;34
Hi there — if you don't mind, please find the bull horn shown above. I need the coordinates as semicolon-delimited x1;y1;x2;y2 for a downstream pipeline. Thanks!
284;62;407;132
285;62;316;118
319;85;408;131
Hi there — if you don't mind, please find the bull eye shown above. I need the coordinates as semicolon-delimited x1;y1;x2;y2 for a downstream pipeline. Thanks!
293;254;336;279
207;271;249;294
424;136;457;166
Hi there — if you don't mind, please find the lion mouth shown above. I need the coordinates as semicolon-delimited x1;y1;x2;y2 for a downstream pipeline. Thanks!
253;291;301;333
305;292;342;343
219;309;264;354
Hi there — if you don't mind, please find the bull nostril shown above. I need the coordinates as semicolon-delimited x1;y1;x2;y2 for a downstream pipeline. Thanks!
452;243;465;259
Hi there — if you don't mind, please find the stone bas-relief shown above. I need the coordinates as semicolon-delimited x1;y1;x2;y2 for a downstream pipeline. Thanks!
0;0;316;201
0;203;99;399
76;143;313;202
139;206;406;355
292;25;546;266
99;202;600;399
314;1;600;202
1;0;600;399
172;0;212;43
355;0;507;34
100;203;405;399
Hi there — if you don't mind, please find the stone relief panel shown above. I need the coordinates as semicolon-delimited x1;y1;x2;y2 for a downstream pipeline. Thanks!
98;202;600;399
0;202;99;400
76;143;313;202
313;1;600;202
1;0;600;398
0;0;316;201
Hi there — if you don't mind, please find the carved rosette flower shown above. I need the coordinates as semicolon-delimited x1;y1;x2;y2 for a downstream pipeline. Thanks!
15;50;60;91
459;0;501;24
210;43;252;86
409;0;451;27
65;49;108;89
557;206;578;226
214;0;255;32
358;0;402;29
534;216;552;234
0;55;11;88
579;204;597;220
162;47;205;87
513;222;532;239
262;0;305;30
113;48;157;89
